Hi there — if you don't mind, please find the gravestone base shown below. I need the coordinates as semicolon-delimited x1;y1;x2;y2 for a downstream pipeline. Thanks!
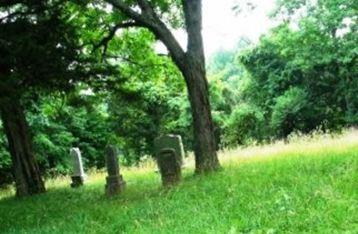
162;174;181;186
105;175;126;196
71;176;84;188
157;148;181;186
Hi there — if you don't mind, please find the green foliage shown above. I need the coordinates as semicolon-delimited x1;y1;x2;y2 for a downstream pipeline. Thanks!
271;87;309;137
207;39;250;82
206;40;254;148
0;123;11;186
0;133;357;233
238;0;357;139
223;103;265;147
25;91;114;176
0;1;88;95
107;50;191;163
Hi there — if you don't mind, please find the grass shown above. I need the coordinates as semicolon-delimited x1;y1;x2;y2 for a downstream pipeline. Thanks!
0;130;357;233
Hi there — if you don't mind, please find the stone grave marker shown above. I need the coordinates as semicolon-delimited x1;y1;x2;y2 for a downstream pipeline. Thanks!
156;148;182;186
154;135;184;186
154;134;184;166
70;147;86;188
105;145;126;196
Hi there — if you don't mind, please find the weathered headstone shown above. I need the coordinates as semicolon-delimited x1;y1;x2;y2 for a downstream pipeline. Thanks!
154;135;184;166
105;145;126;196
70;148;85;188
154;135;184;186
157;148;181;186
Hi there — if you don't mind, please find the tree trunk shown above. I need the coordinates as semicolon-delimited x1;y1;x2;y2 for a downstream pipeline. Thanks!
181;57;220;173
0;96;45;197
181;0;220;173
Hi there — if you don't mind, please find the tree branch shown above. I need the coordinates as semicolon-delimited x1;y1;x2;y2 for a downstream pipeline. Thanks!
106;54;168;69
105;0;147;25
137;0;156;17
93;21;142;58
105;0;186;69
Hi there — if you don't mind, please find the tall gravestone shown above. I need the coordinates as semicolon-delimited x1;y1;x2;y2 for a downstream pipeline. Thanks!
105;145;126;196
154;135;184;186
70;148;86;188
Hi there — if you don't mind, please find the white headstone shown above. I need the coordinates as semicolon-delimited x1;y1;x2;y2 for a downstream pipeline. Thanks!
70;148;86;178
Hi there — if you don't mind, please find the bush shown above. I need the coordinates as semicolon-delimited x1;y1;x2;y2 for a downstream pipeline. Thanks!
270;87;309;138
223;103;264;147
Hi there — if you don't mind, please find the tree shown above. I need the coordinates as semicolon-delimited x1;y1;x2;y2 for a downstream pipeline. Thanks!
272;0;358;125
239;0;357;139
103;0;220;172
0;1;102;196
0;4;60;195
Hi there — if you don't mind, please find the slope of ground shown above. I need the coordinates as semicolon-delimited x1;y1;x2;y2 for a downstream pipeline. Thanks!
0;131;357;233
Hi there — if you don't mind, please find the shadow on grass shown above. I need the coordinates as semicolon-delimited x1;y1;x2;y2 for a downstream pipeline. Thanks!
0;167;215;233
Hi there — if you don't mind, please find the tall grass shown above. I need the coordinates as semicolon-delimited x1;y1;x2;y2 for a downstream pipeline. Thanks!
0;130;357;233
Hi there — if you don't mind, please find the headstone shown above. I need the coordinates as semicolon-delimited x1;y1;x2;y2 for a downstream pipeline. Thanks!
154;135;184;186
70;148;85;188
156;148;181;186
154;135;184;166
105;145;126;196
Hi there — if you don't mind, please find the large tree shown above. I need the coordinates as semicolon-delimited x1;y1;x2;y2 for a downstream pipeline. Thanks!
104;0;220;173
0;1;99;196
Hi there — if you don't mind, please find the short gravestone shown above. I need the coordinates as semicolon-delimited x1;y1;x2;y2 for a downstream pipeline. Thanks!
105;145;126;196
70;148;86;188
154;135;184;186
157;148;181;186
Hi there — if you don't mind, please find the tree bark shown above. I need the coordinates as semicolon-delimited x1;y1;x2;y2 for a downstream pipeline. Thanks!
0;96;45;197
181;59;220;172
180;0;220;173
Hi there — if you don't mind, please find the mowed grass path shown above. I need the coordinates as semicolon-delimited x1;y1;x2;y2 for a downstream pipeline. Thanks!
0;132;357;233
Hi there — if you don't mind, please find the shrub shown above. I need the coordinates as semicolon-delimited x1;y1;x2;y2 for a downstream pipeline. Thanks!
270;87;309;138
223;103;264;147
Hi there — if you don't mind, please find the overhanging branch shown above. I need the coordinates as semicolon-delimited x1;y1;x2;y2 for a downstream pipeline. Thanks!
93;21;142;58
105;0;146;24
104;0;186;69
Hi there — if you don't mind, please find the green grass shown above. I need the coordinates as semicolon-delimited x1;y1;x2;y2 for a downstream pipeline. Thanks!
0;131;357;233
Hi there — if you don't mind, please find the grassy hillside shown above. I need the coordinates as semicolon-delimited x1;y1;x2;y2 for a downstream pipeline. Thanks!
0;131;357;233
